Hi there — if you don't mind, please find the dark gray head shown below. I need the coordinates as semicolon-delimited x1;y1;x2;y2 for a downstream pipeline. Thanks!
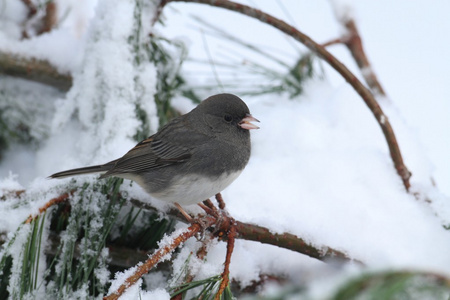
190;94;259;140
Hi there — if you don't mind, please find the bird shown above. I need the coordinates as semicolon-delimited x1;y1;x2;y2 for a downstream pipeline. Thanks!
49;93;259;212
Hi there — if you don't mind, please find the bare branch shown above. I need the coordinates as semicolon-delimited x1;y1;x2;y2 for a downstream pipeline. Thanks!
39;1;58;35
341;19;386;97
216;220;236;299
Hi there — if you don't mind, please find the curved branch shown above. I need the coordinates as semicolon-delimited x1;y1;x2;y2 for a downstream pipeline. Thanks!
160;0;412;191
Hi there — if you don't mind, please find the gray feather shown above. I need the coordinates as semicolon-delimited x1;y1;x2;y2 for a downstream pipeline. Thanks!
49;164;112;178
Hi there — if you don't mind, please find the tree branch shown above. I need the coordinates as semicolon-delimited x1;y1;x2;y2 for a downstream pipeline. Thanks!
216;220;236;299
340;19;386;97
235;220;352;262
160;0;412;191
131;197;356;263
18;191;357;265
0;51;72;91
39;1;58;35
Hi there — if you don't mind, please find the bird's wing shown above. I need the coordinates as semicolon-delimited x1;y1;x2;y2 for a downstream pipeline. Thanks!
101;134;191;177
101;115;215;178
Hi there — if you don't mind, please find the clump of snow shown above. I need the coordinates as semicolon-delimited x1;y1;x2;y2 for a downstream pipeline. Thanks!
138;289;171;300
0;174;66;235
329;0;355;22
108;265;171;300
95;248;111;289
107;264;139;297
153;223;191;262
0;1;28;39
143;271;169;292
0;173;23;194
170;237;223;283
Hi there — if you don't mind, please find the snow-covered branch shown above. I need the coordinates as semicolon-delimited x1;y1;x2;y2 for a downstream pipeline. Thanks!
0;51;72;91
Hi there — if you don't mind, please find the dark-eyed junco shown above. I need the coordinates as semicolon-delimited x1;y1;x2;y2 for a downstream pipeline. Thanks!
50;93;259;206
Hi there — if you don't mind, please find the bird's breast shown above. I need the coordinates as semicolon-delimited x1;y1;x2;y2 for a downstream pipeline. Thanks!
150;171;243;205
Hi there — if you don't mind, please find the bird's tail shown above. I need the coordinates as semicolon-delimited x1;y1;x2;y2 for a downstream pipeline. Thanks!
49;164;111;179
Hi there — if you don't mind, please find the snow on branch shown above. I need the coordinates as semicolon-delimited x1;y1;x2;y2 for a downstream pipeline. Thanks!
0;51;72;91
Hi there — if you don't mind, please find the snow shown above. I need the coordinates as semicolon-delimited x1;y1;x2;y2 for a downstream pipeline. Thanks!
1;0;450;298
225;88;450;271
107;265;169;300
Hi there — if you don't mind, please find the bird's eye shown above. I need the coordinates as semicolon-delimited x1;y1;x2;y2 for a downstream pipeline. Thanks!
223;114;233;122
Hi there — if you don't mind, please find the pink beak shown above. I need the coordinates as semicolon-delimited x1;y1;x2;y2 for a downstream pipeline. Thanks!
239;114;260;130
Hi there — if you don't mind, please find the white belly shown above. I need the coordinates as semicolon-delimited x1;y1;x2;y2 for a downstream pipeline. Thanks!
151;171;242;205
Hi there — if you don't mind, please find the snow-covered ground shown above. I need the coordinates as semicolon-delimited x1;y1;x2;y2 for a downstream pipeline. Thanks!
1;0;449;298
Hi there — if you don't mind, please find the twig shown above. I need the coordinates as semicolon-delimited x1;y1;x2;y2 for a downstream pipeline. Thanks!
175;202;195;223
160;0;412;191
0;51;72;91
104;216;217;300
199;202;218;217
341;19;386;97
215;192;226;210
322;37;345;48
216;219;236;299
24;191;73;224
202;199;219;214
39;1;58;35
21;0;57;38
20;0;37;18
